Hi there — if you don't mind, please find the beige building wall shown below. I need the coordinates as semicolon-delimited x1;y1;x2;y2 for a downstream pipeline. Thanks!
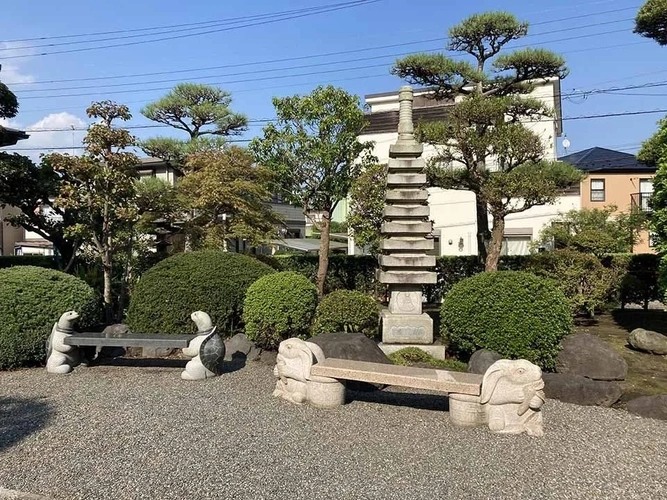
0;206;24;256
581;173;655;254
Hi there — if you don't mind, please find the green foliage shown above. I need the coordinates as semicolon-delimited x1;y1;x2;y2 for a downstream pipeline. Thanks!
126;251;274;336
0;266;100;369
534;206;646;256
616;253;661;309
178;147;281;248
0;82;19;119
644;120;667;253
347;163;387;255
312;290;379;338
638;116;667;168
249;85;375;295
141;83;247;141
0;256;57;269
634;0;667;45
243;271;318;349
525;250;615;317
441;271;572;369
388;347;467;372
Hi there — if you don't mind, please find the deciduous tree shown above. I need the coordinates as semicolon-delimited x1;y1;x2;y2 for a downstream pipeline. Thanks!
392;11;573;270
250;85;374;295
347;162;387;255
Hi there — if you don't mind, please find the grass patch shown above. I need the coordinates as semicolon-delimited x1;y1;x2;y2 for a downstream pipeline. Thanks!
388;347;467;372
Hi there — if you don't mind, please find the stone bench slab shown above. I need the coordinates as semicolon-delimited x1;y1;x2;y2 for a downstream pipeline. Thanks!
310;358;482;396
63;332;197;348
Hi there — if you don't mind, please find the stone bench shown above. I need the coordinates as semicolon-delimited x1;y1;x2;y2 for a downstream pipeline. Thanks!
273;338;547;437
46;310;226;381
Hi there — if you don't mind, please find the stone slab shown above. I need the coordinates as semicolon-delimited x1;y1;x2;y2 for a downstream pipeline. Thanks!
311;358;481;395
388;157;425;170
383;205;430;218
379;237;434;251
378;343;446;360
381;310;433;344
380;254;436;268
389;142;424;157
386;173;427;186
378;270;437;285
63;332;197;348
381;221;432;235
385;189;428;203
388;288;423;315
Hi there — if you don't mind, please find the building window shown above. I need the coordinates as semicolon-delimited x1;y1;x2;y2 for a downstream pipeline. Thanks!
639;178;654;211
590;179;605;202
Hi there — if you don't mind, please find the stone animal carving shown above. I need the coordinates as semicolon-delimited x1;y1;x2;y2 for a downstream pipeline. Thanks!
480;359;546;437
273;338;323;404
46;311;81;374
181;311;224;380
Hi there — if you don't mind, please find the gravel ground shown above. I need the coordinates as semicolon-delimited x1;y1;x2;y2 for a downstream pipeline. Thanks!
1;361;666;500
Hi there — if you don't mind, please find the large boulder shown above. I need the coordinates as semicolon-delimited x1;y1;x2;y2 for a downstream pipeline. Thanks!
626;395;667;421
224;333;254;361
543;373;623;407
467;349;502;375
628;328;667;355
556;333;628;381
308;332;391;391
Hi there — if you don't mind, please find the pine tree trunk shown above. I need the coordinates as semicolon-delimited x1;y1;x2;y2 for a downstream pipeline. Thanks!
475;196;490;265
316;212;331;297
486;214;505;272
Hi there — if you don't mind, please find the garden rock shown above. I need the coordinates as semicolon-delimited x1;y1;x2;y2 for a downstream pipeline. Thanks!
224;333;254;361
97;324;129;359
308;331;392;391
247;345;262;362
259;350;277;366
467;349;502;374
542;373;623;407
556;333;628;381
628;328;667;355
626;395;667;421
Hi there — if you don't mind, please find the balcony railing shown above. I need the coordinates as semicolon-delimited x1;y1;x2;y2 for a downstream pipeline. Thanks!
631;192;652;213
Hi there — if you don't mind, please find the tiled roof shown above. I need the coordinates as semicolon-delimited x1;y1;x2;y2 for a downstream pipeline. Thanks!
0;126;29;147
560;147;654;173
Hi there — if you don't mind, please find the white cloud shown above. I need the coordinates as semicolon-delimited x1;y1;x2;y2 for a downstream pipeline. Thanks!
3;112;87;162
0;42;35;85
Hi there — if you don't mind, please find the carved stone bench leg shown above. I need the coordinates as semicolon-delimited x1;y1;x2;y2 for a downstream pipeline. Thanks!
448;393;486;428
307;377;345;409
46;311;81;374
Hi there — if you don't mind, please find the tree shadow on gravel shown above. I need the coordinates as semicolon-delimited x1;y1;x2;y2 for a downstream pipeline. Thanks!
0;396;54;452
347;388;450;412
611;310;667;334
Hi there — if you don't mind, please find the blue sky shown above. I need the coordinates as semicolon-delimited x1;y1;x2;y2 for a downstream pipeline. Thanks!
0;0;664;159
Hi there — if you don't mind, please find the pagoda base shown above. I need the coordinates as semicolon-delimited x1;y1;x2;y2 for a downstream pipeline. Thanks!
380;310;433;344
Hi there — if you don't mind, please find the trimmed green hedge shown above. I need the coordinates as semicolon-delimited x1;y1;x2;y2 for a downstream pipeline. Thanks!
312;289;379;338
127;251;274;336
441;271;573;369
0;266;100;369
0;255;57;269
243;271;318;349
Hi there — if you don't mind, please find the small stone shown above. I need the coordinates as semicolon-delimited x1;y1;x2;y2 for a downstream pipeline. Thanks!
556;333;628;381
628;328;667;355
142;347;176;358
626;395;667;421
247;345;262;362
542;373;623;407
224;333;254;361
102;324;130;336
467;349;502;375
259;350;277;366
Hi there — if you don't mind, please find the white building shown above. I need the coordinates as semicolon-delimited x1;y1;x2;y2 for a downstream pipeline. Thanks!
345;79;580;256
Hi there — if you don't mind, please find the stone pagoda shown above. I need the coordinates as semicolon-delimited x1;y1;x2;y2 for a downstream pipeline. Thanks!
378;86;438;352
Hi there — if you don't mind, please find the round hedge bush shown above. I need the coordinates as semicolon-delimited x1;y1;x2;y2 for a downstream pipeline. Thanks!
440;271;573;369
0;266;100;369
243;271;318;349
312;289;379;338
127;251;274;336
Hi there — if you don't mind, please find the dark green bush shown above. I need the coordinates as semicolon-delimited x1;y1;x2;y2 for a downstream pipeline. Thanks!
126;251;274;336
0;255;57;269
312;289;379;338
388;347;467;372
601;253;660;309
243;271;318;349
441;271;573;369
0;266;100;369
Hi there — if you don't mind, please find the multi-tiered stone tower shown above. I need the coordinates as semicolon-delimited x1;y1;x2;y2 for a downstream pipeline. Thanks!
378;86;437;348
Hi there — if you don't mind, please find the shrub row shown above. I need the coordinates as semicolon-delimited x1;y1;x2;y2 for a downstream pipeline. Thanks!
252;252;661;313
0;255;57;269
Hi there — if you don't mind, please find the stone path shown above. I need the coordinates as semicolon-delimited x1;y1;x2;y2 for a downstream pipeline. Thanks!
1;362;666;500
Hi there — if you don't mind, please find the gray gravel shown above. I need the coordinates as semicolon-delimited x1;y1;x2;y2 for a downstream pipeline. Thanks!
1;362;667;500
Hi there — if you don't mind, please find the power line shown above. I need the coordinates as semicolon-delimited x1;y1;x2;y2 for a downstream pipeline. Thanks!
5;15;636;88
13;27;638;100
0;0;381;60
